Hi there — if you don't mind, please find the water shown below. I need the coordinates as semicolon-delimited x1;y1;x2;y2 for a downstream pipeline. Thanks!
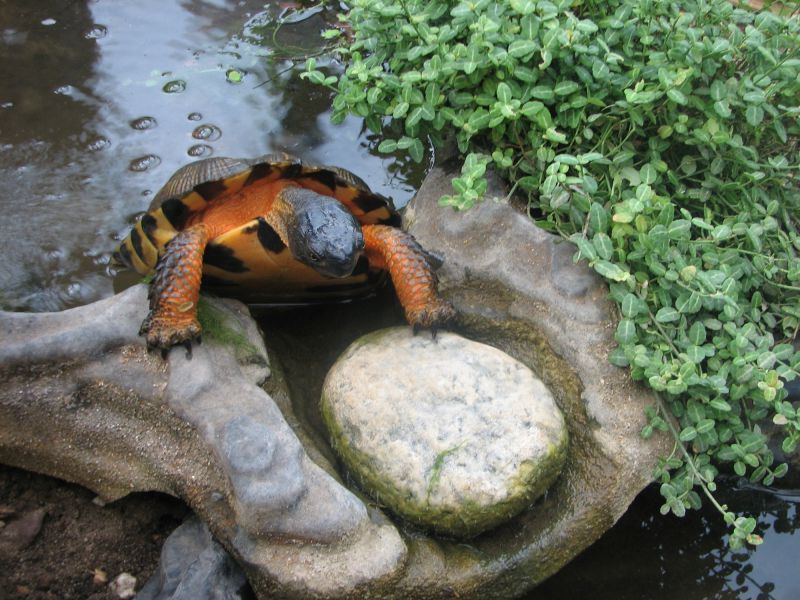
0;0;424;313
532;482;800;600
0;1;797;598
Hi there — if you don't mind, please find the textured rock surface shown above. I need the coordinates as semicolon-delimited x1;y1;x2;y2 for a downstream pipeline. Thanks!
137;517;248;600
322;327;568;537
0;163;673;599
0;286;406;598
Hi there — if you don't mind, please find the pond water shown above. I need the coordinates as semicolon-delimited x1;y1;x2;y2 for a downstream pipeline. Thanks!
0;1;797;598
0;0;423;312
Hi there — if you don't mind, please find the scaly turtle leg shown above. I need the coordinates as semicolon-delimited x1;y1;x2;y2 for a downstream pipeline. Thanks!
362;224;456;333
140;223;209;356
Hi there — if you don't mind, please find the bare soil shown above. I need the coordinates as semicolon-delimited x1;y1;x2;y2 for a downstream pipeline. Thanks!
0;465;188;600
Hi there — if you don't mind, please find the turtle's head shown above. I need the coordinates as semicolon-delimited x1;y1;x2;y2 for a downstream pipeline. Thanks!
284;188;365;278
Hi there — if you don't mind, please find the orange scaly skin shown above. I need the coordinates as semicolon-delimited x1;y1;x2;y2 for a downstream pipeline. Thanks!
141;223;209;354
142;181;295;354
362;224;456;332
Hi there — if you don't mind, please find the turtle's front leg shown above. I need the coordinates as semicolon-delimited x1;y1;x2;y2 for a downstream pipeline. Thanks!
362;224;456;334
141;223;209;357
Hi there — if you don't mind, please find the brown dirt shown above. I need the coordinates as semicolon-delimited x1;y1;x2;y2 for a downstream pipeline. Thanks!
0;465;188;600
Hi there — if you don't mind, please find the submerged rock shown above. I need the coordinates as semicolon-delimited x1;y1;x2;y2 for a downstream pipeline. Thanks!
322;327;567;538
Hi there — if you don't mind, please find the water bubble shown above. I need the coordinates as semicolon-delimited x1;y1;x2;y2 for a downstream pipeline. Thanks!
162;80;186;94
85;24;108;39
54;85;73;95
226;68;245;84
129;154;161;172
66;283;82;297
187;112;202;121
41;18;57;26
192;124;222;141
87;137;111;152
141;189;152;197
0;101;13;109
129;116;157;130
188;144;213;158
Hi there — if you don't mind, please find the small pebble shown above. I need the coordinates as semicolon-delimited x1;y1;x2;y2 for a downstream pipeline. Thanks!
93;568;108;585
109;572;136;599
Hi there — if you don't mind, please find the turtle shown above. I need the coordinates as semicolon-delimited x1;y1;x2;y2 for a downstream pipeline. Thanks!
115;152;455;354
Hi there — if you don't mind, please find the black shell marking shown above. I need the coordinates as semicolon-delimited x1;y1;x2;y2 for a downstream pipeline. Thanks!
203;243;249;273
256;218;286;253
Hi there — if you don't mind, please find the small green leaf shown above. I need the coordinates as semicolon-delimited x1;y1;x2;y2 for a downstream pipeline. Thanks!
377;139;398;153
408;138;424;162
616;318;637;344
594;260;630;282
592;232;614;260
655;307;680;323
554;80;580;96
509;39;538;57
667;88;688;105
639;163;657;185
680;426;697;442
621;294;640;318
746;105;764;126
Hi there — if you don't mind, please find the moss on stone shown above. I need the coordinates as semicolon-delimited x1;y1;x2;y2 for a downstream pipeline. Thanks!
321;328;571;539
196;296;259;359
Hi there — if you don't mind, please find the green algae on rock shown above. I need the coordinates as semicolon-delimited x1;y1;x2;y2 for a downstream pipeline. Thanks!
321;327;568;538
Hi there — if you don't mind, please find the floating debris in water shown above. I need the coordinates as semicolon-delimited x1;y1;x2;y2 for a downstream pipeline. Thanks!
129;116;157;130
226;68;245;84
129;154;161;172
85;25;108;39
162;80;186;94
188;144;213;158
192;124;222;141
188;112;202;121
41;18;57;26
54;85;73;95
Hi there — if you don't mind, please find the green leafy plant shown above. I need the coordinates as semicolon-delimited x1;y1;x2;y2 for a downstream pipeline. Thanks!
305;0;800;547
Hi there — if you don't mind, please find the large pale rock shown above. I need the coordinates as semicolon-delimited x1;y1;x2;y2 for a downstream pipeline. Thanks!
0;286;406;598
322;327;567;537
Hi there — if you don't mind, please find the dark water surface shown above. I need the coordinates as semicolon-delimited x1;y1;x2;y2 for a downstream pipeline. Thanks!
1;1;798;598
0;0;422;312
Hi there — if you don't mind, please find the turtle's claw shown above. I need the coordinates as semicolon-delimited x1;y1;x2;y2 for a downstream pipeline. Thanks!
407;300;455;340
140;312;202;359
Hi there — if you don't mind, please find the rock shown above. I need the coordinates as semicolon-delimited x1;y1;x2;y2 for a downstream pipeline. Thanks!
0;285;406;598
0;508;45;556
0;162;672;599
137;517;248;600
322;328;568;537
394;162;672;595
109;572;137;599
